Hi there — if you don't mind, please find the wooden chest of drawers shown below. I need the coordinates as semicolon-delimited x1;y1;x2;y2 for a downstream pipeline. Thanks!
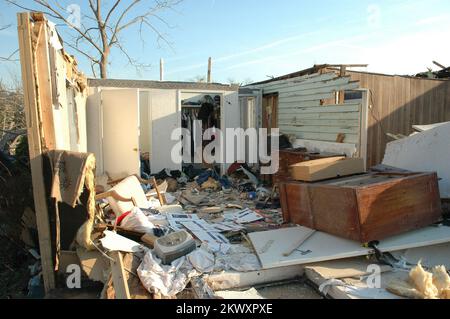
279;172;442;243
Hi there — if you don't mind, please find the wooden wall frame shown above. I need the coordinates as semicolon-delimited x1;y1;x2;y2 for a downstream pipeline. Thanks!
17;12;56;293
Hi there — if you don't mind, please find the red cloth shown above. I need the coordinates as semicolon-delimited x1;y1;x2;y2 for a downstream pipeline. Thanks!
227;162;243;175
115;211;131;226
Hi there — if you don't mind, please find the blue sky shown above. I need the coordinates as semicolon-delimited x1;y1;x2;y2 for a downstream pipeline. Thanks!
1;0;450;85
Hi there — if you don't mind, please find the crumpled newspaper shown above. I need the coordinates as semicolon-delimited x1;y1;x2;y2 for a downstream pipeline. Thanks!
137;250;200;297
137;244;261;297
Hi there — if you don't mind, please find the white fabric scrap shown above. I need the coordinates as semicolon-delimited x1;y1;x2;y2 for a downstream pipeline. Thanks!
215;288;264;299
47;21;63;50
137;250;200;297
120;207;155;234
215;245;261;272
188;246;215;273
100;230;142;253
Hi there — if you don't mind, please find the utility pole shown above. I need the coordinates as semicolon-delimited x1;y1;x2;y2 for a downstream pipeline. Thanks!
207;57;212;83
160;58;164;81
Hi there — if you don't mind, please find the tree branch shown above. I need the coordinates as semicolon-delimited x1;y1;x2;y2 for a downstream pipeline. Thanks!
32;0;104;54
0;49;20;62
0;24;12;31
105;0;122;25
109;0;141;47
64;42;99;64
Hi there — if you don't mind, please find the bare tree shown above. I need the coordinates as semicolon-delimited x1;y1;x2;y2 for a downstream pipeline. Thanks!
227;77;253;87
5;0;183;78
190;75;206;83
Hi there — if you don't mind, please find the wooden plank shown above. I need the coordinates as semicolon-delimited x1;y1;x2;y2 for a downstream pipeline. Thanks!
34;20;56;149
289;157;365;182
282;82;359;97
110;251;131;299
277;118;360;127
279;92;335;103
278;112;360;120
278;125;359;134
278;100;321;108
264;75;349;94
278;104;360;114
280;100;363;109
257;72;328;90
280;130;359;144
17;12;56;293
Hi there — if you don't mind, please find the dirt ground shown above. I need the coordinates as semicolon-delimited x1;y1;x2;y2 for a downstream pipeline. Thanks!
0;240;34;298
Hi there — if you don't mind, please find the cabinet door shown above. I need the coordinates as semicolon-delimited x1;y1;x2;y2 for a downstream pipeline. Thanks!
101;89;140;178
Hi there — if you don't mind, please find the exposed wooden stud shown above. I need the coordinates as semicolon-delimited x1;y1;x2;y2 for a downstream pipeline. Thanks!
110;251;131;299
34;20;56;150
17;12;55;293
338;65;347;104
151;176;167;206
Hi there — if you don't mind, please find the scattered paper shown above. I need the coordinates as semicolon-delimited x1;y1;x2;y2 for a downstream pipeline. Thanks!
212;221;245;232
167;213;200;231
224;208;264;224
181;221;230;253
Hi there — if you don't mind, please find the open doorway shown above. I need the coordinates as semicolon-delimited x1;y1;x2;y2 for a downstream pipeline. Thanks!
180;92;222;172
262;93;278;132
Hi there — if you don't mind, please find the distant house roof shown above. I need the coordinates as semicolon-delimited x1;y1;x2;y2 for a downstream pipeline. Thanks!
88;78;239;91
248;64;449;86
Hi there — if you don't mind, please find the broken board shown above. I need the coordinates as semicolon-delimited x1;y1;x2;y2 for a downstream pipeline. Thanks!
249;226;450;269
289;157;365;182
249;226;371;269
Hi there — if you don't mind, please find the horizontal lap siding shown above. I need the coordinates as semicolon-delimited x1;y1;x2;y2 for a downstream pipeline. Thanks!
259;72;362;145
348;71;450;166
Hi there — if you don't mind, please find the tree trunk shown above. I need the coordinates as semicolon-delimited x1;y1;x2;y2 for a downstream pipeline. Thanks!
100;49;109;79
100;56;108;79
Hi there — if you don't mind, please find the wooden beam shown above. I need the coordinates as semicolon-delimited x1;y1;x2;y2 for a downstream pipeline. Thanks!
338;65;347;104
110;251;131;299
34;20;56;150
151;176;167;206
17;12;55;293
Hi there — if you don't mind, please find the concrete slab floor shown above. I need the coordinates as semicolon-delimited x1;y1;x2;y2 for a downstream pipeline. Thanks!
256;281;322;299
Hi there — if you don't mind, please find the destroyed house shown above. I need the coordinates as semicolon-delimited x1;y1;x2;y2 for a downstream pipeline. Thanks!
245;65;450;167
86;79;239;178
14;12;450;300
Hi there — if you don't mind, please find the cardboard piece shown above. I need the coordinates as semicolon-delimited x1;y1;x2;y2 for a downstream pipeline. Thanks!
289;157;365;182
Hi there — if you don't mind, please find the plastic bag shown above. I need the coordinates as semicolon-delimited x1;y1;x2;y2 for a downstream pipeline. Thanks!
120;207;156;234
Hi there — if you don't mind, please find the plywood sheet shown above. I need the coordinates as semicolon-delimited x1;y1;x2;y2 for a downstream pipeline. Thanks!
250;226;450;269
378;226;450;252
249;227;371;269
383;122;450;198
